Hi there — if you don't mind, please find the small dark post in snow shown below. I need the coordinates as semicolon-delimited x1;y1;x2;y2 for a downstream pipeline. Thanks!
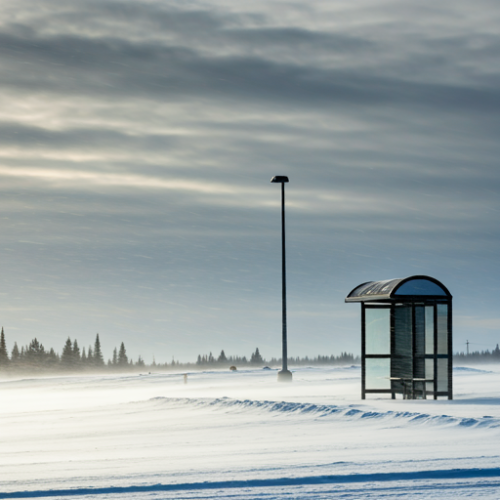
271;176;292;382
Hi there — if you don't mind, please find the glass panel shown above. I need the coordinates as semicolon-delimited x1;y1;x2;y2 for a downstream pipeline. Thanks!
425;359;434;392
437;304;448;354
414;306;425;356
425;306;434;355
349;279;400;298
365;308;390;355
393;305;412;382
394;279;447;296
437;358;448;392
365;358;391;390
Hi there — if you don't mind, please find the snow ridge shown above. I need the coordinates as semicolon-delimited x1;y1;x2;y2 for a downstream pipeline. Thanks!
149;397;500;429
3;468;500;498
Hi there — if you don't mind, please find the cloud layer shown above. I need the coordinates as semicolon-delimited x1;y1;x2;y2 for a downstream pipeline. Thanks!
1;0;500;360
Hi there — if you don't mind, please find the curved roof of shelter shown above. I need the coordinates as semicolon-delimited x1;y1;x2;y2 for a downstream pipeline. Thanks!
345;275;451;302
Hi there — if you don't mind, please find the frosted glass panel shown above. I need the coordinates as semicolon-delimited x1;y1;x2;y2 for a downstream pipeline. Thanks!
437;358;448;392
437;304;448;354
365;358;391;389
425;306;434;354
365;308;390;355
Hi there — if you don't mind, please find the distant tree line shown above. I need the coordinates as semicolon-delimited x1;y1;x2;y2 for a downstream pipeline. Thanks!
8;327;497;375
196;347;266;367
0;327;363;375
454;344;500;363
0;328;140;373
195;348;359;367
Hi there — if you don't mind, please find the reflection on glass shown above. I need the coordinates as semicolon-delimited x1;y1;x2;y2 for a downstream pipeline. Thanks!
365;308;390;354
425;306;434;354
394;305;412;357
437;304;448;354
393;305;413;379
437;358;448;392
394;279;447;296
414;306;425;356
425;359;434;392
365;358;391;389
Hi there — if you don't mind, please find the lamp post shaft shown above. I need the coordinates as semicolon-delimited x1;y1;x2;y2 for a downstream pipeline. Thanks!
281;182;288;372
270;175;292;382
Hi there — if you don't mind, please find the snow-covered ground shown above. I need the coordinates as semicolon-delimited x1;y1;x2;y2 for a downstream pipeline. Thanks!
1;365;499;499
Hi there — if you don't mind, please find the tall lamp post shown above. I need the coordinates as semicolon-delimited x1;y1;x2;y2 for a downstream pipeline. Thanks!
271;176;292;382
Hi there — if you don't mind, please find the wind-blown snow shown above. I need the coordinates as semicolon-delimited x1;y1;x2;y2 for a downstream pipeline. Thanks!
1;365;499;498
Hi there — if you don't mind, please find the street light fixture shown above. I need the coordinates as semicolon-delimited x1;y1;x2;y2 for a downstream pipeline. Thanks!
270;175;292;382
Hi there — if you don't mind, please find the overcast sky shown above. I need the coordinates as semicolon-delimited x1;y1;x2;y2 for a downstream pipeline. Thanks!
1;0;499;362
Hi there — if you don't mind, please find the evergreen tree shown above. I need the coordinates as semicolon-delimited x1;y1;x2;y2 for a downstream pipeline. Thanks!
47;348;59;367
25;338;46;367
494;344;500;359
61;337;74;367
218;350;227;363
250;348;263;365
73;340;81;364
118;342;128;366
112;347;118;366
87;346;94;365
136;355;145;367
0;327;8;367
93;334;104;367
11;342;20;364
81;347;87;364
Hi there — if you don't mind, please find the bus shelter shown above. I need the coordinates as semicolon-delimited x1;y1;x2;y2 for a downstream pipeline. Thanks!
345;275;452;400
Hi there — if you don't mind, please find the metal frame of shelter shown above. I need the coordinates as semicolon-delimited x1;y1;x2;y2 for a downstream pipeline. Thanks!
346;275;452;400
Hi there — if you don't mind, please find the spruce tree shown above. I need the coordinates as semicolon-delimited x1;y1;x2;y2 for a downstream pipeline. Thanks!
73;340;81;364
112;347;118;366
26;338;45;366
93;334;104;367
0;327;8;367
218;350;227;363
47;348;59;367
11;342;20;363
118;342;128;366
250;348;263;365
87;346;94;365
61;338;74;367
494;344;500;360
81;347;87;364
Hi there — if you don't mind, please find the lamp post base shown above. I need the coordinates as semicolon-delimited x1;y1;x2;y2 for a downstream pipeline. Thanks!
277;369;293;382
